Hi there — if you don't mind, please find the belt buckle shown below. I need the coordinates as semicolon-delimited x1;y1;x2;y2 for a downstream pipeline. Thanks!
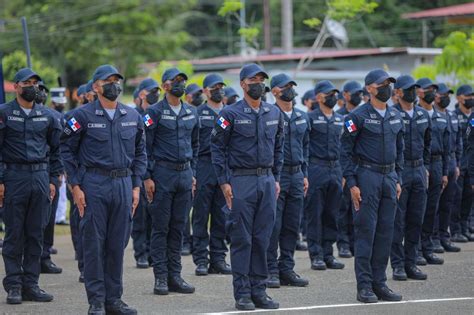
256;168;265;176
176;163;185;171
110;169;119;178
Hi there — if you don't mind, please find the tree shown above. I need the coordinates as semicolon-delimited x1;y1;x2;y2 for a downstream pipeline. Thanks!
412;31;474;88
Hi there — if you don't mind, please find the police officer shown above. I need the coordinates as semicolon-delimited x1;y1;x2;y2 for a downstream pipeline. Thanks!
417;78;448;265
132;78;160;269
305;80;345;271
390;75;431;281
223;86;239;105
301;90;316;112
435;83;463;251
336;81;363;258
85;80;97;103
337;92;346;110
193;73;231;276
77;84;88;105
266;73;309;289
362;87;370;103
186;83;204;107
211;63;284;310
144;68;199;295
451;85;474;242
61;65;146;315
341;69;403;303
36;81;49;105
1;68;63;304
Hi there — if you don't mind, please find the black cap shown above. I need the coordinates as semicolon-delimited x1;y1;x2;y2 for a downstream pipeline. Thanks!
185;83;202;96
77;84;87;97
270;73;297;89
224;87;238;98
437;83;453;94
239;63;268;81
394;75;419;90
342;81;363;94
86;80;94;93
365;69;396;86
314;80;339;96
38;81;49;92
138;78;159;93
456;84;473;96
301;90;315;103
92;65;123;82
203;73;225;89
13;68;42;83
162;68;188;82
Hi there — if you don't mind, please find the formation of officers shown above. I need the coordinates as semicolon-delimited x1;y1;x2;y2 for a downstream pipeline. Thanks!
0;63;473;314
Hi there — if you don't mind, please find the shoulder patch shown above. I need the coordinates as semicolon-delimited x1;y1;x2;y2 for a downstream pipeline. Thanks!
67;117;81;132
218;117;230;129
345;119;357;133
143;114;154;127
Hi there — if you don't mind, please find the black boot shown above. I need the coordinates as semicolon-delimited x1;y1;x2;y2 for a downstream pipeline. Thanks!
41;259;62;274
392;267;407;281
136;256;149;269
88;302;105;315
168;276;195;294
6;287;22;304
252;294;279;309
154;277;168;295
209;261;232;275
105;300;137;315
22;286;53;302
195;263;208;276
280;271;309;287
373;286;402;301
266;274;280;289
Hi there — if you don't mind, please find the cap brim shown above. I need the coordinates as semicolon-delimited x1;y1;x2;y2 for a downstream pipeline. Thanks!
98;72;124;81
145;84;160;91
206;80;226;88
420;83;438;90
18;73;42;83
439;89;454;94
323;88;339;94
246;70;269;80
375;76;396;85
399;82;420;90
348;88;363;94
173;72;188;81
276;79;297;88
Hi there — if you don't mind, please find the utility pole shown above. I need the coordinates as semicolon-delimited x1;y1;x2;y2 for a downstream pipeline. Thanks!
240;0;247;56
263;0;272;54
21;17;32;68
281;0;293;54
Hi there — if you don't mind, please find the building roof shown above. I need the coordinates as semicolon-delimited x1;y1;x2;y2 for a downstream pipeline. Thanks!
402;2;474;20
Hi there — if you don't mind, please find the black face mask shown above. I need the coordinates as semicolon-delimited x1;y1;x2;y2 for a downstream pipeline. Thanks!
439;95;450;108
375;85;392;102
310;101;318;110
401;87;417;103
146;92;159;105
349;93;361;106
464;98;474;109
54;104;65;113
81;96;88;105
210;88;225;103
247;82;265;100
35;90;47;104
280;87;297;102
191;93;204;106
170;81;185;98
422;91;435;104
226;96;238;105
20;85;38;102
324;94;337;108
102;82;122;101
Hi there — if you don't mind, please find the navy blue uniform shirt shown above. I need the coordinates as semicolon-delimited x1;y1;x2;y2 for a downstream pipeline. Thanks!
428;109;450;176
308;106;344;161
197;103;221;157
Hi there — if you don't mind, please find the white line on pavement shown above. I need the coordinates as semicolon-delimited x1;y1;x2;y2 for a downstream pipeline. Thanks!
201;297;474;314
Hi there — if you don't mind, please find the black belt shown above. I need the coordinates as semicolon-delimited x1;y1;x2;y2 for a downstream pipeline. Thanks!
358;160;395;174
86;168;132;178
232;168;272;176
5;163;48;171
282;165;301;174
431;154;442;162
310;157;339;167
449;152;456;159
156;160;190;171
404;159;424;167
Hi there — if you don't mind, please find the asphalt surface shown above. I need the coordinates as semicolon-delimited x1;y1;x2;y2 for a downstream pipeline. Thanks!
0;235;473;314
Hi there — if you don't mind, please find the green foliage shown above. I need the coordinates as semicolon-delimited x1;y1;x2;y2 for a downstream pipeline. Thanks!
2;50;59;87
326;0;378;21
412;64;437;81
218;0;242;17
238;27;260;44
303;18;322;29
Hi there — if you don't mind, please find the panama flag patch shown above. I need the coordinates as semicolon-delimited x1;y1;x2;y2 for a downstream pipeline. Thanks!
143;114;154;127
218;117;230;129
345;119;357;133
470;118;474;127
68;117;81;132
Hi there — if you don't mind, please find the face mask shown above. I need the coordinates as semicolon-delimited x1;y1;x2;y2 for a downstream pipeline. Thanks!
81;96;88;105
35;90;47;104
102;82;122;101
280;87;297;102
439;95;450;108
247;82;265;100
464;98;474;109
324;94;337;108
170;81;185;97
349;93;361;106
375;85;391;102
146;92;159;105
191;93;204;106
20;85;38;102
226;96;238;105
401;87;417;103
310;101;318;110
54;104;65;113
210;88;225;103
422;91;435;104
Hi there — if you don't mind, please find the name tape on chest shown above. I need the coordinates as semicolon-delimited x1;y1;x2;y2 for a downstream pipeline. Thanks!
365;119;381;125
182;114;195;121
8;116;24;122
266;120;279;126
200;115;214;120
88;123;106;128
389;119;401;125
32;117;48;122
295;119;306;125
162;115;176;121
235;119;252;125
313;120;327;125
122;121;137;127
416;118;428;124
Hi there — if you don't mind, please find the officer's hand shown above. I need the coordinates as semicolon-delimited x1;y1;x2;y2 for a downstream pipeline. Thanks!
303;177;309;197
49;184;56;203
192;177;197;198
426;169;430;185
132;187;140;216
396;183;402;200
350;186;362;211
342;177;346;189
0;184;4;207
220;183;233;209
441;175;448;191
144;179;155;203
72;185;87;217
275;182;280;199
455;167;460;180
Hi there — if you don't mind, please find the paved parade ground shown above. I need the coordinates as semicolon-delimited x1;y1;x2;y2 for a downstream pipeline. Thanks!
0;235;473;314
